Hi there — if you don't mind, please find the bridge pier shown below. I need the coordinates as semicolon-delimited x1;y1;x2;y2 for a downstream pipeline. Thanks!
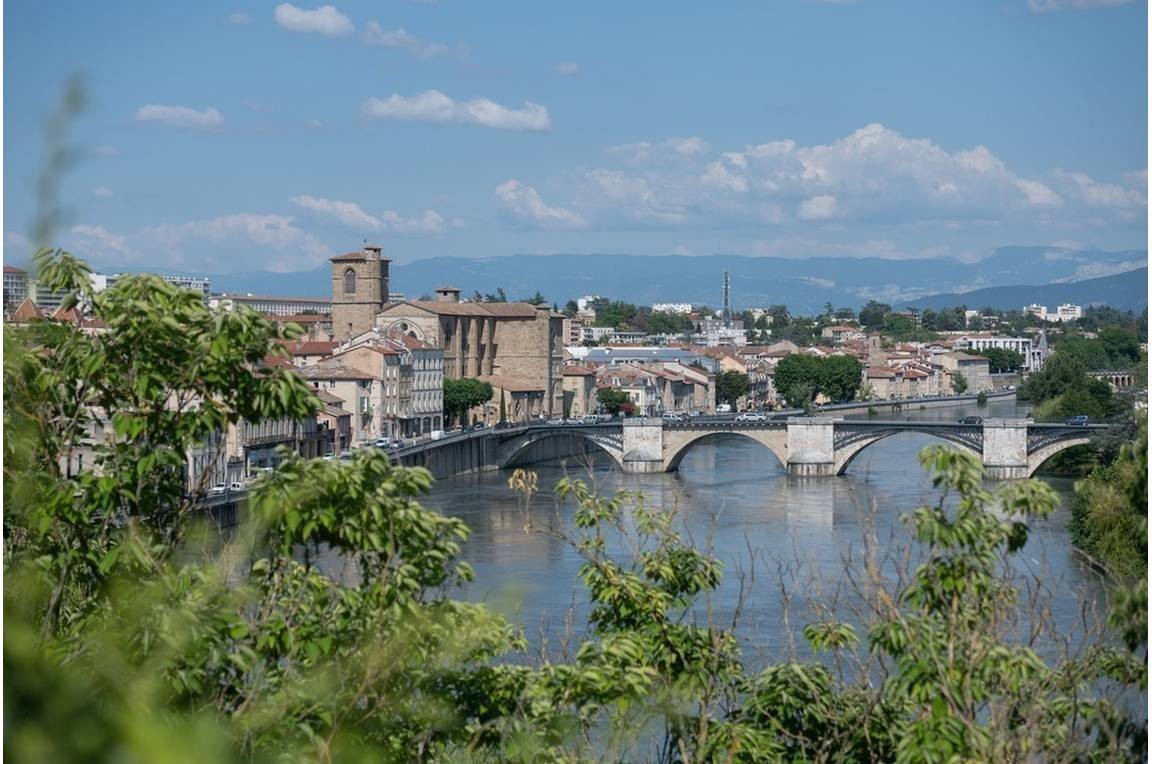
622;418;666;473
785;417;838;476
981;418;1030;480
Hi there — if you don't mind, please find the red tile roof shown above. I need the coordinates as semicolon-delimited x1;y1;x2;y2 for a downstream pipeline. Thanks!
10;298;43;322
4;265;25;273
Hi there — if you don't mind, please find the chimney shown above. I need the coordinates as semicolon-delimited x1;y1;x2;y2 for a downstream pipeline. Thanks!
435;285;461;304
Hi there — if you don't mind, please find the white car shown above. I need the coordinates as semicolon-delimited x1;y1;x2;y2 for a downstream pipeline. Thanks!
735;412;769;422
208;483;227;496
546;417;565;426
662;412;685;422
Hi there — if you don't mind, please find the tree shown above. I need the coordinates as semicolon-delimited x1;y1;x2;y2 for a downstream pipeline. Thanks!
716;370;751;406
975;347;1025;374
563;299;579;317
596;387;633;415
766;304;790;326
859;300;891;329
951;371;969;394
443;377;493;425
819;355;863;403
525;290;547;306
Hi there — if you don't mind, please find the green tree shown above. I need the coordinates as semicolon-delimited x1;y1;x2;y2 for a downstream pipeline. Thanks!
859;300;891;329
819;355;864;403
443;377;493;426
596;387;633;415
525;290;547;306
951;371;969;394
716;370;751;406
975;347;1025;373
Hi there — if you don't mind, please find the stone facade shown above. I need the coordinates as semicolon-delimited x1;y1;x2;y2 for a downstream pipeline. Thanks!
330;245;389;340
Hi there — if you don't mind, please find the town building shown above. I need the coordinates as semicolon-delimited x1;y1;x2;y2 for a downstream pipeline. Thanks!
562;317;585;345
651;302;693;314
952;334;1050;373
821;325;867;344
4;265;28;314
562;365;599;417
939;352;993;393
214;293;333;316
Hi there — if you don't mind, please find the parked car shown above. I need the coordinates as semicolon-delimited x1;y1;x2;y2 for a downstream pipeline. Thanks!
547;417;565;426
471;421;487;431
389;440;405;449
688;410;703;417
716;403;732;414
580;415;600;424
373;438;390;448
1065;415;1090;426
494;421;513;430
735;412;768;422
228;481;245;492
958;416;983;425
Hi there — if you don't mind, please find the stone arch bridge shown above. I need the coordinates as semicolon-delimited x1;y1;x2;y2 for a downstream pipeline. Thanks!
395;417;1108;480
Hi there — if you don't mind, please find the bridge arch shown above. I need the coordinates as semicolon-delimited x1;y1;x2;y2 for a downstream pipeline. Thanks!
497;428;625;470
663;429;789;473
834;427;983;476
1027;435;1095;477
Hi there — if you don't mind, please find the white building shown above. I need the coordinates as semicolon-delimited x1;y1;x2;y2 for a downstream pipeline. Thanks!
953;334;1051;373
651;302;693;314
1054;304;1083;322
213;293;332;316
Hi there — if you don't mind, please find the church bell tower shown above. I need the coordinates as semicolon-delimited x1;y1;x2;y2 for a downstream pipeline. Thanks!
330;244;390;340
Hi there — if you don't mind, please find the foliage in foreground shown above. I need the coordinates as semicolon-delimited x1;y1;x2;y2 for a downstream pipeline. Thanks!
4;248;1147;762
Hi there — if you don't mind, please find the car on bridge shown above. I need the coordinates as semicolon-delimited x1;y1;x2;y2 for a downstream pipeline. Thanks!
1065;415;1090;426
580;415;600;424
735;412;769;422
662;412;685;422
958;416;983;425
546;417;565;426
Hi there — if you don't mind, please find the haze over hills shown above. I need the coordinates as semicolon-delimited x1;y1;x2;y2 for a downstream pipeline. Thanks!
901;268;1148;313
94;245;1146;315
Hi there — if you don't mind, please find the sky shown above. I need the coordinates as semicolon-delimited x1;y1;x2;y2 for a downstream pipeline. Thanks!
4;0;1149;275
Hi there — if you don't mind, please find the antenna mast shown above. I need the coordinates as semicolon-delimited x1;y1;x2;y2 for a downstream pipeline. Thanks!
722;269;732;328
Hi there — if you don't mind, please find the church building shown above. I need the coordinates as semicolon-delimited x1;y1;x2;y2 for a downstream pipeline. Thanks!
330;245;564;418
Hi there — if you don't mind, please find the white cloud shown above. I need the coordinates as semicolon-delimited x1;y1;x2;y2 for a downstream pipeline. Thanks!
93;187;114;199
566;122;1138;231
381;209;445;234
609;136;710;162
273;3;353;36
291;195;446;234
799;195;838;220
495;180;585;229
556;62;581;76
144;214;332;271
71;224;138;261
228;12;250;24
1027;0;1133;12
363;21;452;58
134;104;223;129
292;195;382;229
362;90;551;131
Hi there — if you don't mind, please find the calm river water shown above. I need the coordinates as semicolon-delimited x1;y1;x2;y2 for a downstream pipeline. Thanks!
419;397;1111;661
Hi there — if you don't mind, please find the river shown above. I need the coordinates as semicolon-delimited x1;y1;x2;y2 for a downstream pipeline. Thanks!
418;397;1112;662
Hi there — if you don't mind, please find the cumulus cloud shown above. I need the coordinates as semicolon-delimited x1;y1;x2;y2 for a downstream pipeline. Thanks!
1027;0;1133;12
273;3;353;36
495;180;585;228
134;104;223;129
511;122;1143;237
362;90;551;131
556;62;581;76
291;195;446;234
363;21;452;57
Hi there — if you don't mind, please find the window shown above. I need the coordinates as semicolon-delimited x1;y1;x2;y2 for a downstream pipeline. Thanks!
343;268;357;295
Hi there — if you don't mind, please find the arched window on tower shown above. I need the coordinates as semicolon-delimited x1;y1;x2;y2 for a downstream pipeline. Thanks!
343;268;357;295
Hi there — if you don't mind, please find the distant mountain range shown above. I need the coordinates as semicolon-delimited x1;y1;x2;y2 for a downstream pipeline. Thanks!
902;268;1148;312
93;245;1147;315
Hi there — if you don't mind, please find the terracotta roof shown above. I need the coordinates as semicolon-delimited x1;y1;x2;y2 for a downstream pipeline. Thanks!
300;364;374;381
381;300;542;318
52;305;82;324
4;265;25;273
266;313;331;324
262;353;295;369
319;404;351;419
563;365;597;376
10;298;43;322
477;374;545;393
866;367;896;378
394;334;436;351
281;340;339;356
315;389;345;405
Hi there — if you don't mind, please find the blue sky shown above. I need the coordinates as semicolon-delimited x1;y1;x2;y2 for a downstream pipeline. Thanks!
4;0;1148;274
